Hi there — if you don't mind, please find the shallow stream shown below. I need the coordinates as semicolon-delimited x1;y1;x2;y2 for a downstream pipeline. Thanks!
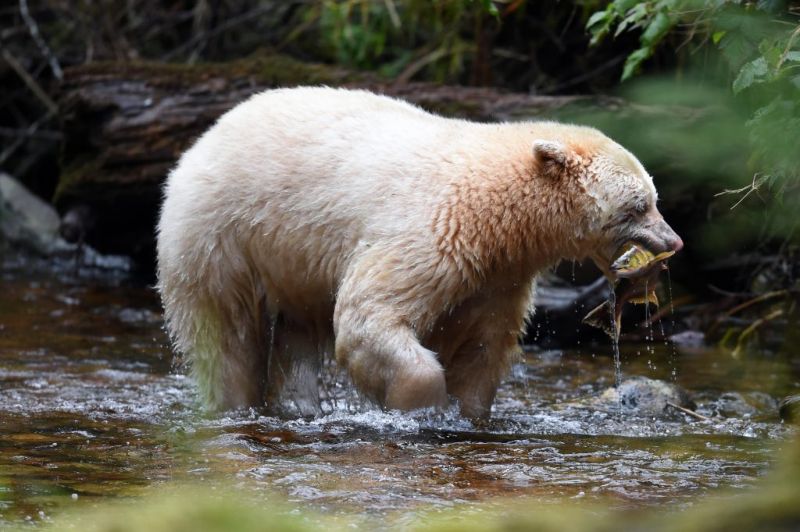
1;257;797;526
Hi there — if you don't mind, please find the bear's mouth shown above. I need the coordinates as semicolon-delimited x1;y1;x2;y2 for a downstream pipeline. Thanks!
591;239;666;282
629;235;669;256
589;250;617;282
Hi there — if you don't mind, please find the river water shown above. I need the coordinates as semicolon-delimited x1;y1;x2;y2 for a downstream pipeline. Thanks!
0;255;796;526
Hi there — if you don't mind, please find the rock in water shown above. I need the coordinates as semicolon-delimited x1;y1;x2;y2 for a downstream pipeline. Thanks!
668;330;706;348
780;395;800;425
709;391;777;419
0;173;133;272
0;173;63;255
597;376;695;417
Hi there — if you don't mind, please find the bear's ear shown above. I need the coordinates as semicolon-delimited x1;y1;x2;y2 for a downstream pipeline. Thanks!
532;140;567;168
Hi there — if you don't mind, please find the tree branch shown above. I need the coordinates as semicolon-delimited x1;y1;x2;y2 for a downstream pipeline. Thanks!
19;0;62;81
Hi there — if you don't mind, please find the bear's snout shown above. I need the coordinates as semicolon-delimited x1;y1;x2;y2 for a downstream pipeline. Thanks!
630;212;683;255
666;231;684;253
653;217;683;253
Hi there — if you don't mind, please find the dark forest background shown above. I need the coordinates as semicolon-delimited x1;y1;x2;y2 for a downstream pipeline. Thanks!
1;0;798;353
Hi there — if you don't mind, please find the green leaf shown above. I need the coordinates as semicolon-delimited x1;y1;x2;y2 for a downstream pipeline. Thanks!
732;57;769;94
615;4;648;38
614;18;631;38
784;51;800;63
757;36;789;70
758;0;786;15
641;11;672;46
712;30;726;44
718;31;757;70
612;0;640;15
587;7;614;46
621;47;651;81
627;2;648;20
586;10;610;30
482;0;500;17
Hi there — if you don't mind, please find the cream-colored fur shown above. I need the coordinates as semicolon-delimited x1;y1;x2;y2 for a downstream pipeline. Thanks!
157;87;681;419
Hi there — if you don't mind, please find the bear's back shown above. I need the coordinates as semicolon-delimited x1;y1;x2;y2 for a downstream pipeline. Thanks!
222;87;435;133
174;88;468;228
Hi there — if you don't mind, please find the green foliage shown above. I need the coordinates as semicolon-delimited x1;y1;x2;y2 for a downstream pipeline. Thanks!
586;0;677;81
310;0;502;81
588;1;800;237
317;1;393;70
732;57;769;94
586;1;800;299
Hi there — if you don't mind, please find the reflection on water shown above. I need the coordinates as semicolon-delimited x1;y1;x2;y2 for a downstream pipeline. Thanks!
0;257;796;526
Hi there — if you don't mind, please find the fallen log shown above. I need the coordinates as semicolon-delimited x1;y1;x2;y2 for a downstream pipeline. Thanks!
55;51;686;261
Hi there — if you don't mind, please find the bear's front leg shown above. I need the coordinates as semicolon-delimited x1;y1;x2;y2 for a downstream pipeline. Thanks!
444;341;516;419
334;305;448;411
333;251;449;411
437;285;534;419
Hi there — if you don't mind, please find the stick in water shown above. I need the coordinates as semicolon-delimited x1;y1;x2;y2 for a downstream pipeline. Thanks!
666;401;710;421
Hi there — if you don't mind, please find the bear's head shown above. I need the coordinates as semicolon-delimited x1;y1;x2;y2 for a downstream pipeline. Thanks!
532;128;683;274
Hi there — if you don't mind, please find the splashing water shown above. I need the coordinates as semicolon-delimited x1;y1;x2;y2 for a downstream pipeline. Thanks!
666;267;679;381
643;279;654;357
608;285;622;393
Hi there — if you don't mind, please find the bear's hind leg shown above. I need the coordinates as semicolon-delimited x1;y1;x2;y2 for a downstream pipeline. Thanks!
221;300;272;410
161;290;269;411
158;252;271;411
265;316;323;418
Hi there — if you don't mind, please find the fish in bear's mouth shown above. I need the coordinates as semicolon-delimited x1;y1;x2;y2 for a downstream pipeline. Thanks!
584;242;676;340
610;243;675;280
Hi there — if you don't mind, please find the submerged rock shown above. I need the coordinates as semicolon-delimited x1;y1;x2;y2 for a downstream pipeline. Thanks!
707;392;778;419
780;395;800;425
595;376;695;418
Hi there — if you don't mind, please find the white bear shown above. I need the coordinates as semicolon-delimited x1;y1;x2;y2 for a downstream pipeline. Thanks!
156;87;682;419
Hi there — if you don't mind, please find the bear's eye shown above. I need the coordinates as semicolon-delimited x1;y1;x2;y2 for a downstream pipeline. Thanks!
633;200;648;215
